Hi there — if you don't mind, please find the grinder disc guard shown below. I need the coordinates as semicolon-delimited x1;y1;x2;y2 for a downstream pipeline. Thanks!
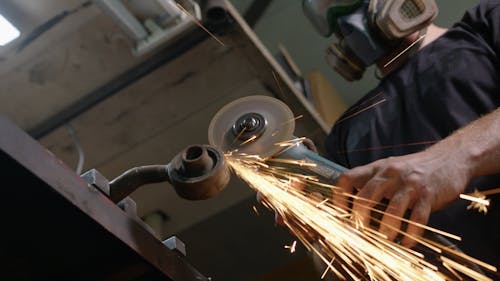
208;96;295;158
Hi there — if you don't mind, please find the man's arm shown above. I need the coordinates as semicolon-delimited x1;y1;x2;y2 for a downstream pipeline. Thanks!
336;107;500;247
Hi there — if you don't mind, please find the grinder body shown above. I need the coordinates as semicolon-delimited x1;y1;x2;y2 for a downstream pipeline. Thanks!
278;140;347;183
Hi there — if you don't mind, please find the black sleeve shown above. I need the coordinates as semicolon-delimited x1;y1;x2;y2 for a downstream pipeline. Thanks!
459;0;500;54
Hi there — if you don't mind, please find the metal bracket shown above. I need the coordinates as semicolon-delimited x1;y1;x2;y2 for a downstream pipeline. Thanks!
80;168;111;197
163;236;186;256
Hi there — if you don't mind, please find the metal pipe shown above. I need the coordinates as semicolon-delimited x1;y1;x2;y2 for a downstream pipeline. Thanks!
64;123;85;175
109;165;170;203
106;144;229;202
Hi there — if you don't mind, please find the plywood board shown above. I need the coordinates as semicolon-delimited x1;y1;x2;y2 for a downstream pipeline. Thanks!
307;70;347;127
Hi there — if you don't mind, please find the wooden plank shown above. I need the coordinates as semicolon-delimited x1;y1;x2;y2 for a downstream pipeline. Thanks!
40;39;252;172
0;12;144;130
307;70;347;127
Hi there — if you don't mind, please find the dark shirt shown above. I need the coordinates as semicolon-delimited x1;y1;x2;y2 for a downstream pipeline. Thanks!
326;0;500;268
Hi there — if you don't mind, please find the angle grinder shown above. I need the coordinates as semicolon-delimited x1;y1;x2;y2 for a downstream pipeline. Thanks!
208;95;347;183
208;96;488;277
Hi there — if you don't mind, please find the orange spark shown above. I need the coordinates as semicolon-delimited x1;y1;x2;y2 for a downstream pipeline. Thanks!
266;158;317;167
272;71;284;96
335;140;439;155
239;135;257;146
284;240;297;253
460;191;490;214
232;126;247;144
176;3;225;46
481;187;500;196
252;205;260;216
335;99;387;125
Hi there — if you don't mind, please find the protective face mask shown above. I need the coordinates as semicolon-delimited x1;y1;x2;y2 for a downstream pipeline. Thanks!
303;0;438;81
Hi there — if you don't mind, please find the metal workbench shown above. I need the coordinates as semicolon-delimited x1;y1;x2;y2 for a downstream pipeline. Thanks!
0;116;206;280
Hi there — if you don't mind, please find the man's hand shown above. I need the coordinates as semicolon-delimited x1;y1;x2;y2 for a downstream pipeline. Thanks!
336;149;470;247
337;107;500;248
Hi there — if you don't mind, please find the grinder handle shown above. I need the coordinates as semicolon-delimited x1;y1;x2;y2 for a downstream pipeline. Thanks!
278;140;348;183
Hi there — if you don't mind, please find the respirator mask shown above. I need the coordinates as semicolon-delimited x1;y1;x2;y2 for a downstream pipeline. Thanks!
303;0;438;81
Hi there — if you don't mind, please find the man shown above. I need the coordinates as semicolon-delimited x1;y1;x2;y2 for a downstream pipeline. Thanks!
304;0;500;269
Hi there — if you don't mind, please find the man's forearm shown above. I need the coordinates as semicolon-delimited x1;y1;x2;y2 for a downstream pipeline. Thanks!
426;107;500;180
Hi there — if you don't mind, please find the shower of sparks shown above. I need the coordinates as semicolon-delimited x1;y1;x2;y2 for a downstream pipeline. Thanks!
226;151;497;281
175;3;225;46
284;240;297;253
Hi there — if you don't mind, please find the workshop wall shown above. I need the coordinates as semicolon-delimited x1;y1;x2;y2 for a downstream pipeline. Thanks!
231;0;479;106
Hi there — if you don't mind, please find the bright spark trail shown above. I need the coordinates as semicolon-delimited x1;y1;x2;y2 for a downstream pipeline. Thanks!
175;3;225;46
226;151;497;280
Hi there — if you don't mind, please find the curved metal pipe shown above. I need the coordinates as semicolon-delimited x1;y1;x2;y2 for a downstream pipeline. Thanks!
107;144;230;202
109;165;169;203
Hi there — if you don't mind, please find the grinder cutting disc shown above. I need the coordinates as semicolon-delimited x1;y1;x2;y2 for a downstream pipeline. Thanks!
208;95;295;158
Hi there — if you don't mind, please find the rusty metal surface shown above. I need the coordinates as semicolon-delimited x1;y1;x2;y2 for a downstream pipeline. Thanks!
0;116;207;281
